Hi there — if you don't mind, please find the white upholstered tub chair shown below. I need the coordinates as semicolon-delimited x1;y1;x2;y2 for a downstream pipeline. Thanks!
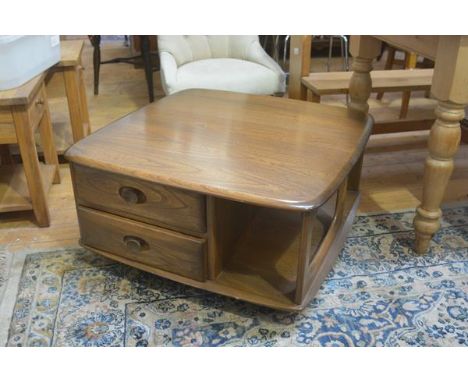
157;35;286;96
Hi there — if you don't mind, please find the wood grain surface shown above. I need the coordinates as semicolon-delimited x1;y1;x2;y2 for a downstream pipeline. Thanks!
66;89;372;210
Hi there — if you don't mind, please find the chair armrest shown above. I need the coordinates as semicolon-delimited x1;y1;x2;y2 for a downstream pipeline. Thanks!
245;40;286;93
245;40;285;76
159;51;178;95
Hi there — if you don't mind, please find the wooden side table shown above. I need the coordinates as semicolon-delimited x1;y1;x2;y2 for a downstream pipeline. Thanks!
0;74;60;227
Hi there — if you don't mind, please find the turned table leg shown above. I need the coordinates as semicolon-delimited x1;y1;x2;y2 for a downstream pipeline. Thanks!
346;36;381;211
413;36;468;254
348;56;373;114
348;36;382;114
414;102;465;253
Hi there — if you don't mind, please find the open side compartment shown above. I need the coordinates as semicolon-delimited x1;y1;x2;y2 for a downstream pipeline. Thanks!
207;192;339;308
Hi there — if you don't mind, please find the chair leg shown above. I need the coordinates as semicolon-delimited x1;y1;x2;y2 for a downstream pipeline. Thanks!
283;35;290;71
340;37;345;70
327;36;334;72
342;35;349;71
89;35;101;96
376;46;396;100
399;52;417;119
140;35;154;103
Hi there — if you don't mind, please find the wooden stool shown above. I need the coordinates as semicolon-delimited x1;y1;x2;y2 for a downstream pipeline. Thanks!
0;74;60;227
301;69;435;134
47;40;91;150
302;69;433;103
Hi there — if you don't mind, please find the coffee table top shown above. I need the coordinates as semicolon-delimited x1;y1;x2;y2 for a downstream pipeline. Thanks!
66;90;372;210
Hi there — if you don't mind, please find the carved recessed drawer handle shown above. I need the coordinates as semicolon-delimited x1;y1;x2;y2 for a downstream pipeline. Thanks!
123;235;149;252
35;99;44;106
119;186;146;204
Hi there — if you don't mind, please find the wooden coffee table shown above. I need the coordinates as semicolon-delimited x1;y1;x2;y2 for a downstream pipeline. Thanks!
66;89;372;310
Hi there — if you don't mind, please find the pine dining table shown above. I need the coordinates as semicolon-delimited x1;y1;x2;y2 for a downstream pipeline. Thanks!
289;35;468;254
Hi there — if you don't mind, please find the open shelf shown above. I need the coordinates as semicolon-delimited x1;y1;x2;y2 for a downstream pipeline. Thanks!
0;163;56;213
216;208;303;305
212;196;337;307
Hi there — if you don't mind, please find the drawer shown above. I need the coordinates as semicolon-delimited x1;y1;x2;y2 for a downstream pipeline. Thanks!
77;206;207;281
71;164;206;234
27;84;46;130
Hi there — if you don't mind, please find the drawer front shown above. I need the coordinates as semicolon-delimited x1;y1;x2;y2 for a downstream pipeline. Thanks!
27;85;46;129
78;206;207;281
71;164;206;234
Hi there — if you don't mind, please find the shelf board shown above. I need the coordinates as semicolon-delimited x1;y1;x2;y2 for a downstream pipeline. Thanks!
216;206;332;306
0;163;56;213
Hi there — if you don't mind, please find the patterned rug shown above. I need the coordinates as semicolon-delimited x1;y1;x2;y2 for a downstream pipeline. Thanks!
2;206;467;347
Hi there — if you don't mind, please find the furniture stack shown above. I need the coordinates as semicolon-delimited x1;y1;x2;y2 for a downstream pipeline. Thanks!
0;38;91;226
0;74;60;226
